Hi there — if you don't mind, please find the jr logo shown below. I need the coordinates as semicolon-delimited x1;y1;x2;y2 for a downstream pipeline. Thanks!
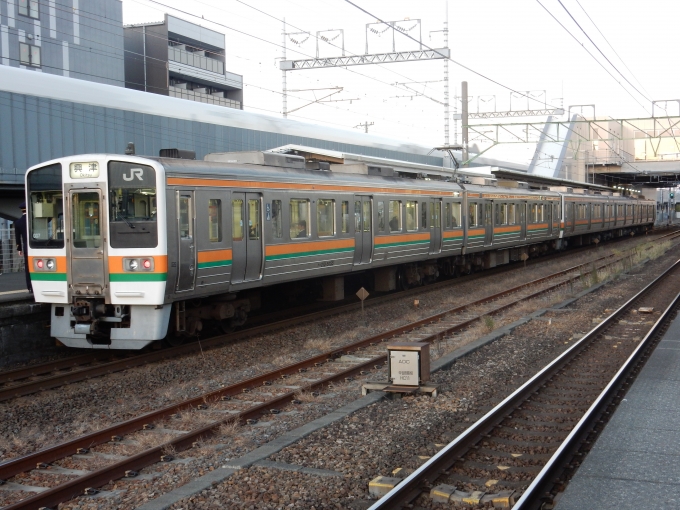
122;168;144;181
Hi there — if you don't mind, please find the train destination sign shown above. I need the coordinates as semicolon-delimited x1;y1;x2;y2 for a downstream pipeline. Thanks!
69;162;100;179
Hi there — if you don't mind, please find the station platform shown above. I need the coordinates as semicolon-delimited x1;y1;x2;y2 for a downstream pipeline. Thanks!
0;271;32;303
556;311;680;509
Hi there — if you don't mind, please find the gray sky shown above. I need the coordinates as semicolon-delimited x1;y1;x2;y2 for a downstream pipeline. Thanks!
122;0;678;163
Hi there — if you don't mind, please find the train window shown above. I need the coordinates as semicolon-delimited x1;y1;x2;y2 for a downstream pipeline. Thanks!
27;163;64;249
389;201;401;232
421;202;427;229
290;199;310;239
354;201;362;231
178;197;191;239
444;202;460;228
71;193;101;248
341;201;350;233
362;201;371;232
109;161;157;248
208;199;222;242
272;200;283;238
530;204;537;222
468;203;478;227
248;199;260;240
507;203;516;225
432;202;441;228
318;199;335;237
18;0;39;18
232;199;244;241
496;204;507;225
377;202;385;232
406;201;417;231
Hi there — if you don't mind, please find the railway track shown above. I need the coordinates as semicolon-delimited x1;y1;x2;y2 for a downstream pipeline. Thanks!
1;230;676;404
0;234;674;509
366;257;680;509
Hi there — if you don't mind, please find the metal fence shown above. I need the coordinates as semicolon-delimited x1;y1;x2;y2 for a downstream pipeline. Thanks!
0;228;23;273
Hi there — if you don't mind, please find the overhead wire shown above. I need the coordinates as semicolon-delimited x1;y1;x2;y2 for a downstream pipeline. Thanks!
555;0;652;107
534;0;651;115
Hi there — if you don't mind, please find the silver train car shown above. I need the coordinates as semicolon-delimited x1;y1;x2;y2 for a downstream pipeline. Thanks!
24;152;655;349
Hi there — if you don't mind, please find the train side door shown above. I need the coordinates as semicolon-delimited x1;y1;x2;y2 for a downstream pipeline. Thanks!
176;191;196;292
68;189;106;296
519;202;527;240
353;196;372;265
546;202;553;235
484;202;493;246
231;192;264;283
429;198;442;254
568;202;576;233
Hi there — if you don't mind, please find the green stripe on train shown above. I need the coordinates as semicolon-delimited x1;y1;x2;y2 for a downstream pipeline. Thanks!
30;273;67;281
110;273;168;282
375;240;430;249
197;260;232;269
266;247;354;261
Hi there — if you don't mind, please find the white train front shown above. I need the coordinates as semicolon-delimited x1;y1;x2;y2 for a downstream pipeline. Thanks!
24;152;655;349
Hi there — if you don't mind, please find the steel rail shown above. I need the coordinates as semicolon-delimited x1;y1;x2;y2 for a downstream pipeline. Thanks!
1;230;674;403
0;250;641;482
367;258;680;509
513;280;680;508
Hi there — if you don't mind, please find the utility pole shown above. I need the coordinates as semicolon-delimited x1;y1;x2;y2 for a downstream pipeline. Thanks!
282;18;287;118
355;121;374;133
443;0;449;145
461;81;468;165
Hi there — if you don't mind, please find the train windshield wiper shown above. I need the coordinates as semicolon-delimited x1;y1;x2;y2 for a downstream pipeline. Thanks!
117;214;135;229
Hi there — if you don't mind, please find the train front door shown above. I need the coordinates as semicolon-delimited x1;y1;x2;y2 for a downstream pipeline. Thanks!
429;198;442;254
484;202;493;246
68;189;106;296
176;191;196;292
353;196;372;265
231;192;263;283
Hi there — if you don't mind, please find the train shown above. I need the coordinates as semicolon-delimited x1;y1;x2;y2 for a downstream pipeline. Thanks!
24;150;655;349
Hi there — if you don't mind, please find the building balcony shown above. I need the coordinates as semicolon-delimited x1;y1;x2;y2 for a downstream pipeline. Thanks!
168;45;224;75
169;86;241;109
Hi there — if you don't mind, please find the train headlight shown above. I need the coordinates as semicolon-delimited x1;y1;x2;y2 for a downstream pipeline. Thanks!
46;259;55;270
123;258;154;271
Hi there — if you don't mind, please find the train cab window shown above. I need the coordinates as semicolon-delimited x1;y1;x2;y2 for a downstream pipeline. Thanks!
208;199;222;242
108;162;157;248
317;199;335;237
271;200;283;238
341;201;350;233
290;199;310;239
445;202;461;228
232;199;244;241
405;201;417;231
468;203;478;227
421;202;427;229
27;163;64;249
507;203;516;225
377;201;385;232
389;200;402;232
248;199;260;240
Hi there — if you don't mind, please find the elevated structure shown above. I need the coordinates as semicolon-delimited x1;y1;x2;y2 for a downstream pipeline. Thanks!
124;14;243;109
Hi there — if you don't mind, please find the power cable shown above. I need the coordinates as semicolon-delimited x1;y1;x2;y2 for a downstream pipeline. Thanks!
535;0;651;115
555;0;652;106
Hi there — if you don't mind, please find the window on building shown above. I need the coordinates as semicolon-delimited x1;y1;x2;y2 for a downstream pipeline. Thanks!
18;0;39;18
271;200;283;238
405;201;417;231
341;201;349;233
317;199;335;237
388;201;401;232
290;199;309;239
208;199;221;242
19;43;41;67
